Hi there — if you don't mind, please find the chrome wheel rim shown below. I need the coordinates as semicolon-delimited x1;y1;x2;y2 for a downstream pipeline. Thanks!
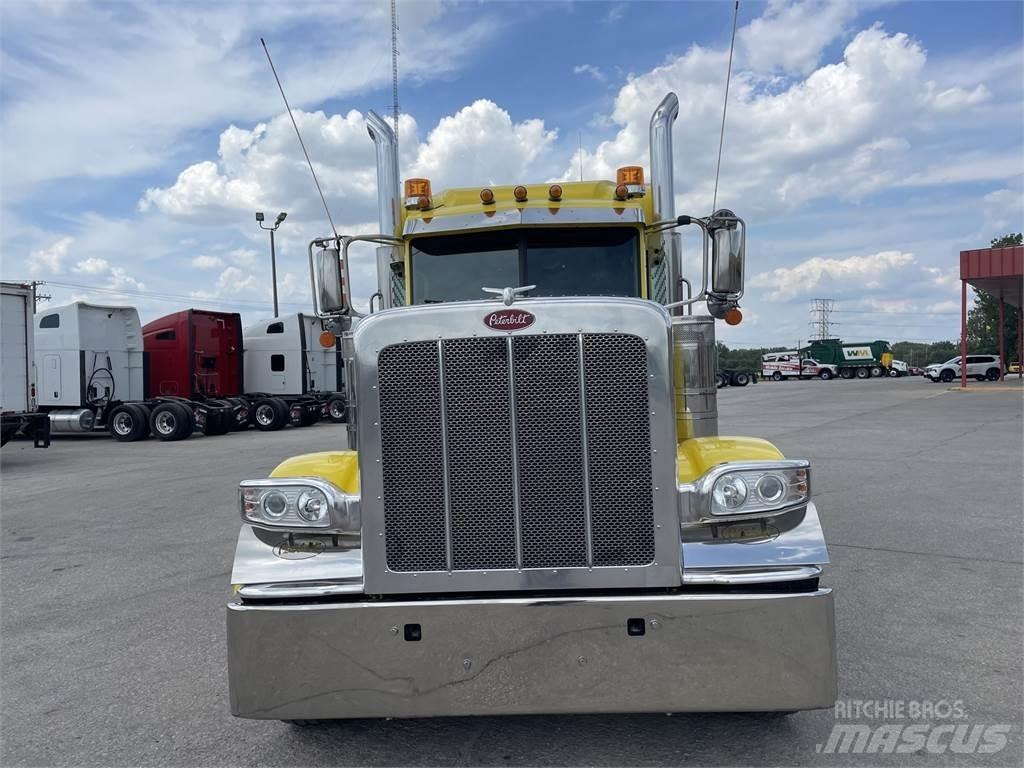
329;401;344;419
112;411;133;435
155;411;176;434
256;404;275;426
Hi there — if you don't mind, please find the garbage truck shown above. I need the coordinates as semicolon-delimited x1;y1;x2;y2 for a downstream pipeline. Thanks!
225;93;837;721
803;338;893;379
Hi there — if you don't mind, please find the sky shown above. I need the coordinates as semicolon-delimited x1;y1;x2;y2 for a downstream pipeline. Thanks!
1;0;1022;348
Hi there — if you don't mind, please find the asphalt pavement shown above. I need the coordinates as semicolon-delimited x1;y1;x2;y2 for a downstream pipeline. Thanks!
1;377;1021;766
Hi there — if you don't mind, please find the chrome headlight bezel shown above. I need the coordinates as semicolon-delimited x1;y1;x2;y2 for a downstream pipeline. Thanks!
239;477;360;533
686;460;811;521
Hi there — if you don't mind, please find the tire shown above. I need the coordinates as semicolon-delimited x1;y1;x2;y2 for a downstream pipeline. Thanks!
326;395;347;423
840;368;854;379
150;402;192;441
855;367;869;379
107;404;148;442
986;368;1000;381
889;369;899;377
870;366;882;377
772;371;782;382
715;372;727;388
819;369;833;380
732;372;750;387
253;398;287;431
940;369;954;383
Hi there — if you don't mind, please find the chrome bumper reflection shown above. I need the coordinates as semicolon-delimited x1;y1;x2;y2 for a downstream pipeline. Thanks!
227;589;837;720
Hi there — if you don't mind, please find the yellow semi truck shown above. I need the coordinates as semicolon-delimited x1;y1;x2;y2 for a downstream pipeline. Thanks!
226;93;837;722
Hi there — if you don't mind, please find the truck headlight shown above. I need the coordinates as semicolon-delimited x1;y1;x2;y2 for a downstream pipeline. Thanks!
239;477;359;533
692;460;810;520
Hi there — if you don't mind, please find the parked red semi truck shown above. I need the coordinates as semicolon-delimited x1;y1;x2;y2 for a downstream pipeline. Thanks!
142;309;330;431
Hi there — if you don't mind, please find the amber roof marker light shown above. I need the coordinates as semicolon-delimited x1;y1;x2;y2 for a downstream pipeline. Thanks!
548;184;563;201
480;187;495;204
513;185;529;202
404;178;432;209
616;166;646;197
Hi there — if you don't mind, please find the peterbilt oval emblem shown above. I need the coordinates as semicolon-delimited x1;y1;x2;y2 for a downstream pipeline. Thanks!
483;309;535;331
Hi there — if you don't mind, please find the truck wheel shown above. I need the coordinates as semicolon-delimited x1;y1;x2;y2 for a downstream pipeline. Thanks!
771;371;782;382
819;369;833;380
870;366;882;377
108;404;148;442
326;395;347;423
253;398;287;431
855;368;869;379
986;368;1000;381
939;369;954;383
732;372;750;386
150;402;192;441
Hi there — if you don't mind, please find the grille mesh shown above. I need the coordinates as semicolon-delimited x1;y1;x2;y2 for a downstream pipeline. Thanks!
443;338;517;570
583;335;655;565
378;333;654;573
513;335;588;569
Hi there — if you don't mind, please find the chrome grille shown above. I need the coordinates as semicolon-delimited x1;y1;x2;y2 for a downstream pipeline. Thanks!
378;333;654;573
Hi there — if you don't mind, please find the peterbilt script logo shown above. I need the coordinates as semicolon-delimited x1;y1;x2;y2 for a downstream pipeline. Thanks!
483;309;535;331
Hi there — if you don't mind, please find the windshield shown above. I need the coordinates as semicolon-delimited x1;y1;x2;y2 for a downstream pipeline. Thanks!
410;227;640;304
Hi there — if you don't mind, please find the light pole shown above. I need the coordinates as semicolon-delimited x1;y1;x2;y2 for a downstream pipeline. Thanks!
256;211;287;317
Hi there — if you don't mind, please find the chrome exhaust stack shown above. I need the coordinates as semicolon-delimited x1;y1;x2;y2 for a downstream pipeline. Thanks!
650;93;680;308
672;316;719;439
367;111;401;309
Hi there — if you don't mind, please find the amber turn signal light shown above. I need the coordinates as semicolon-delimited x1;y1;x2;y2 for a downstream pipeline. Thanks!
548;184;562;201
513;185;528;202
319;331;336;348
724;308;743;326
480;187;495;204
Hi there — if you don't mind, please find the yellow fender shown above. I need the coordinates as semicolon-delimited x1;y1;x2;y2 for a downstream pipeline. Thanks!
269;451;360;494
677;436;785;484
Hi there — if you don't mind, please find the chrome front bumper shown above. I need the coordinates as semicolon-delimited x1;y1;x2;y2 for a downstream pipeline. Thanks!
227;588;837;720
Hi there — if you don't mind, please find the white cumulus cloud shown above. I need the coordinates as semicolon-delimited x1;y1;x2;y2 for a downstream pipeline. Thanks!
750;250;916;300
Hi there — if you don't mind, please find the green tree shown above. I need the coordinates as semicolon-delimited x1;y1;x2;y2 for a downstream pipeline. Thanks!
965;233;1021;360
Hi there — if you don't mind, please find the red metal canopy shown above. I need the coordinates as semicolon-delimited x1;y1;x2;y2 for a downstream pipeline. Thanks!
958;245;1023;386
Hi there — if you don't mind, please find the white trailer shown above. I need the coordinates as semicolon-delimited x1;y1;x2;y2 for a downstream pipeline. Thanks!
243;313;346;423
1;282;50;447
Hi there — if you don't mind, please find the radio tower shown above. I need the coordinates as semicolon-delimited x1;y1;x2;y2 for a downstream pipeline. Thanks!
390;0;400;151
808;298;838;340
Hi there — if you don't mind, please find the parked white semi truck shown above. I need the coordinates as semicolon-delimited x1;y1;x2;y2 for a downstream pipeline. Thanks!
243;312;347;423
1;282;50;448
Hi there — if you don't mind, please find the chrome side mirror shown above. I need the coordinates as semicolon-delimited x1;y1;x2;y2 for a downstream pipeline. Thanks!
709;209;745;298
315;247;347;315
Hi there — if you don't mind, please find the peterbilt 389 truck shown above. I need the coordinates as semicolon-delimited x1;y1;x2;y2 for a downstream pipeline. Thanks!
227;93;838;721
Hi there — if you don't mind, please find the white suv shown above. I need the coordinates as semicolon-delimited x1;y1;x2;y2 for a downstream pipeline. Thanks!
924;355;1002;383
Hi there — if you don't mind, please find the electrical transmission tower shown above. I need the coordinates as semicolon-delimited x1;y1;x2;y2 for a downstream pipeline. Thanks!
390;0;400;149
808;298;838;340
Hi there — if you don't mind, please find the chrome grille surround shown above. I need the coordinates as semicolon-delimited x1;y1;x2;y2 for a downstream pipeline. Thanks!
356;297;680;595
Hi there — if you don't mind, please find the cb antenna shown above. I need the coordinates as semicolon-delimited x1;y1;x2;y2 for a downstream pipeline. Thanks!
260;37;338;238
711;0;739;216
391;0;400;152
